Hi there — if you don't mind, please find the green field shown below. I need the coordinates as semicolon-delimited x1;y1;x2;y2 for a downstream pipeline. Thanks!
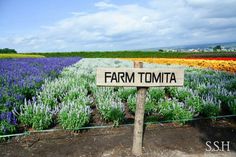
1;51;236;59
0;53;44;59
25;51;188;58
24;51;236;58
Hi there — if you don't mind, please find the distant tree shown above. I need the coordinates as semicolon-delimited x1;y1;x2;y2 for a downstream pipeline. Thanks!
213;45;222;52
0;48;17;54
158;49;164;52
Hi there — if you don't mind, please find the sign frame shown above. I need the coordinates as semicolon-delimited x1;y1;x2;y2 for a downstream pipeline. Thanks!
96;67;184;87
96;62;185;156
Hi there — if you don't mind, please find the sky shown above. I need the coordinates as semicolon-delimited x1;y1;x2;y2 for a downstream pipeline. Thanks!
0;0;236;52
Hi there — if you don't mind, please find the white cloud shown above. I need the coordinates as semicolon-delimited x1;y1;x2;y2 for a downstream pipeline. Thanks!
1;0;236;52
94;1;117;9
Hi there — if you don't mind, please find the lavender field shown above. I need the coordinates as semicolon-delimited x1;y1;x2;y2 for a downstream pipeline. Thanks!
0;57;81;135
0;58;236;137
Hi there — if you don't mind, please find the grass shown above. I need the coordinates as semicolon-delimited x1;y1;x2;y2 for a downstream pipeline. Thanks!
24;51;189;58
0;54;44;59
26;51;236;58
1;51;236;58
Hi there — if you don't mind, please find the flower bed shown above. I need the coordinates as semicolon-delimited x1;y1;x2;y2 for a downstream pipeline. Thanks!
184;57;236;61
0;57;81;135
13;59;236;133
0;54;44;59
123;58;236;73
1;58;235;137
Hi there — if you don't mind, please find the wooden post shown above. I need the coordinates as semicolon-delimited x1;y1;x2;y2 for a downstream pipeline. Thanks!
132;61;147;156
96;62;184;156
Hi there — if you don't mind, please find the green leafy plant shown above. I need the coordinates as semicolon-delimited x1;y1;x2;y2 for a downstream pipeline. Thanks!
58;100;91;130
158;100;193;124
171;107;193;124
164;87;177;97
118;88;136;101
127;94;136;113
97;96;124;126
145;100;158;115
225;79;236;92
127;94;158;115
63;87;88;102
216;95;235;106
196;85;209;97
148;88;165;102
185;96;203;116
31;110;52;130
102;108;124;127
96;88;125;126
173;88;192;102
228;99;236;115
0;120;16;135
18;100;53;130
202;103;220;117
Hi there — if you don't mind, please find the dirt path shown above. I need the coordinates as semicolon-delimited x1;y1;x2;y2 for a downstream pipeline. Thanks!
1;119;236;157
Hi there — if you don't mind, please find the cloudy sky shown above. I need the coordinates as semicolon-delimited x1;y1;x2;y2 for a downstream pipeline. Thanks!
0;0;236;52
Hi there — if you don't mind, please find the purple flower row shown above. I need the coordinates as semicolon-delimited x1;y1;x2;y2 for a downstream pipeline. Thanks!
0;112;17;125
0;57;81;134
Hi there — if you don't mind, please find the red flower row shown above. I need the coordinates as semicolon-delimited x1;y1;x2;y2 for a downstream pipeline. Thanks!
184;57;236;61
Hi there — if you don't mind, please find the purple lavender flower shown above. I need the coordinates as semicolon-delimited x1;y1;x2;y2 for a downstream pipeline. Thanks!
12;115;17;125
0;113;6;120
6;112;11;123
5;101;12;108
0;57;81;133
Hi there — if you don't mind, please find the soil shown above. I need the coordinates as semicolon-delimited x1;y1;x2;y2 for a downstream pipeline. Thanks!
189;52;236;58
1;119;236;157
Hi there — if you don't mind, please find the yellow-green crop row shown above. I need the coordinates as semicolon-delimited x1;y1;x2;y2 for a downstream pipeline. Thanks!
0;53;45;59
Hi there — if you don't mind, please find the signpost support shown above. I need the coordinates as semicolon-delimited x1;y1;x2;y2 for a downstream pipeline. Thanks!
132;61;147;156
96;62;184;156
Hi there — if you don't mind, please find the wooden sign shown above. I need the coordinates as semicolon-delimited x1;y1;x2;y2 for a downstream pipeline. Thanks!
96;62;185;156
96;68;184;87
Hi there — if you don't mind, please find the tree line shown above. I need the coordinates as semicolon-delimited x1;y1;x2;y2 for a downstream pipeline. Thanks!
0;48;17;54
